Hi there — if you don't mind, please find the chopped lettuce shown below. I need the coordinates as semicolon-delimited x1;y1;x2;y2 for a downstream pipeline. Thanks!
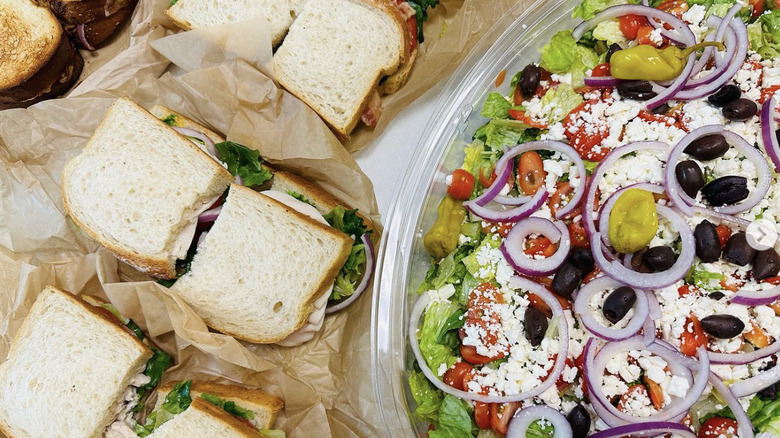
572;0;630;20
754;10;780;58
418;241;477;295
539;31;599;88
135;381;192;437
407;0;440;43
427;395;475;438
136;347;172;403
539;83;584;125
593;20;628;45
462;235;502;280
474;119;541;151
215;141;273;187
409;370;444;423
700;395;780;436
201;393;255;421
324;206;372;301
480;93;512;119
418;301;462;375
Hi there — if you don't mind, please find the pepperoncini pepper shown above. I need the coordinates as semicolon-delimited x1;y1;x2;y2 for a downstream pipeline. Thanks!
424;195;467;259
608;188;658;254
611;41;724;81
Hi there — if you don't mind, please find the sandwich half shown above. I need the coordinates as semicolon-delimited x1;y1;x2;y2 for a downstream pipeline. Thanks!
273;0;408;140
0;286;172;438
0;0;84;109
62;98;235;279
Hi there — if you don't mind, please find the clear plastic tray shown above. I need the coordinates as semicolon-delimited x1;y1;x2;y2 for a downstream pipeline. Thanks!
370;0;583;435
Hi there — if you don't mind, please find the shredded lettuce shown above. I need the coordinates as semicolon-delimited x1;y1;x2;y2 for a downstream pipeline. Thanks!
324;206;372;301
201;393;255;421
215;141;273;187
480;93;512;119
427;395;475;438
409;370;444;423
135;381;192;437
539;84;584;125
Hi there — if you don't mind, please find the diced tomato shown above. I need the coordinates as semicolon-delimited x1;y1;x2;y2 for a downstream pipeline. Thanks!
568;220;590;248
491;402;521;435
508;109;549;129
464;284;507;363
745;321;772;348
563;100;611;161
548;182;574;218
448;169;475;200
495;69;507;88
748;0;763;19
720;278;742;292
479;166;497;187
482;221;514;238
517;151;548;195
443;362;474;391
657;0;689;18
583;268;602;284
617;384;651;412
680;315;707;357
643;376;665;410
638;110;676;127
527;292;572;318
460;344;504;365
763;277;780;286
635;26;658;46
699;418;739;438
619;14;650;40
525;236;557;258
591;63;611;77
715;225;732;249
474;402;492;430
678;284;698;297
761;85;780;104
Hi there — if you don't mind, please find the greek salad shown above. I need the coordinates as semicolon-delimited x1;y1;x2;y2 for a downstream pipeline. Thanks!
408;1;780;438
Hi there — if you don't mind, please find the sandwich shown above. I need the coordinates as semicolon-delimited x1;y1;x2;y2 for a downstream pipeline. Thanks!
135;380;284;437
63;99;376;345
0;0;84;110
0;285;172;438
34;0;139;50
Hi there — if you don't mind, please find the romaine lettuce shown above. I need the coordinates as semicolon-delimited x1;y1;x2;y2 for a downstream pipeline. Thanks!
409;370;444;423
201;393;255;421
215;141;273;187
135;380;192;437
324;206;372;301
427;395;475;438
418;301;462;375
539;84;584;125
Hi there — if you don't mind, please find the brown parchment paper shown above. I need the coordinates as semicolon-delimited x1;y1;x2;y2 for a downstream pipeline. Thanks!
0;20;384;438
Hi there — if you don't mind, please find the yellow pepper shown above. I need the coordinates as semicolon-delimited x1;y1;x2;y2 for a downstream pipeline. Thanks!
424;195;467;260
608;188;658;254
611;42;724;82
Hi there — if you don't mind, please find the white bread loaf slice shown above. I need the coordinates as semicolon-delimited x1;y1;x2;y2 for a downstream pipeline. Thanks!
170;184;353;343
155;381;283;430
273;0;407;140
166;0;306;47
0;0;62;90
148;397;261;438
0;286;153;438
62;98;234;279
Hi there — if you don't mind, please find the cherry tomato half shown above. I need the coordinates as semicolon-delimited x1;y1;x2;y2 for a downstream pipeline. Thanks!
563;100;611;161
517;151;547;195
715;225;732;249
491;402;521;435
591;63;611;77
474;402;492;430
635;26;658;47
442;362;474;391
680;315;707;357
657;0;689;18
447;169;475;200
619;14;650;40
699;418;739;438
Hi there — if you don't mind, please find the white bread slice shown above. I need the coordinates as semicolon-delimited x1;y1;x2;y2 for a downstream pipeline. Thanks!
166;0;307;47
273;0;407;140
0;0;62;90
148;397;262;438
155;381;283;430
62;98;234;279
170;184;353;343
379;46;417;95
0;286;153;438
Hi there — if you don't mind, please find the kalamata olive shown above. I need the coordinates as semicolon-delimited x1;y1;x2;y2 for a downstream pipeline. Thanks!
524;306;548;347
708;291;725;300
759;363;778;399
552;262;582;298
675;160;705;198
753;248;780;280
776;129;780;146
694;220;721;263
631;250;653;273
520;64;542;99
722;98;758;121
605;43;622;63
603;286;637;324
567;404;591;438
723;232;755;266
700;314;745;339
707;84;741;107
642;246;676;271
701;176;749;207
684;134;730;161
617;81;657;101
568;247;594;274
651;102;670;115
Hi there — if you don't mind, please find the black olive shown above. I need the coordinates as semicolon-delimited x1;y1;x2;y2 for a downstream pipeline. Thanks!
694;220;722;263
605;43;622;63
722;98;758;121
603;286;636;324
684;134;730;161
520;64;542;99
675;160;705;198
776;129;780;147
552;262;582;298
708;84;741;107
701;314;745;339
631;250;654;273
617;81;657;101
642;246;676;272
567;404;591;438
701;176;749;207
651;103;670;115
753;248;780;280
568;247;595;275
723;232;756;266
708;291;726;300
758;363;778;399
524;307;548;347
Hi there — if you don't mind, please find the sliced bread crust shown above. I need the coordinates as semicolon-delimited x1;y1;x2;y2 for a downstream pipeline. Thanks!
171;184;353;343
62;98;234;279
0;286;153;438
156;381;283;430
148;398;262;438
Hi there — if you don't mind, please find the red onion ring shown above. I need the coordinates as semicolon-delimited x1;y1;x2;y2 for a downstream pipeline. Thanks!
684;10;738;90
731;285;780;306
691;206;751;228
326;233;375;314
464;189;548;223
494;194;532;205
645;51;696;110
707;336;780;365
588;422;697;438
709;373;755;438
197;205;222;223
472;163;514;207
573;5;695;46
173;127;219;159
574;276;649;341
500;218;570;276
506;405;572;438
761;97;780;172
584;76;620;88
642;317;656;346
196;231;208;247
76;24;96;51
407;276;569;403
592;205;694;290
646;290;661;320
731;366;780;398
